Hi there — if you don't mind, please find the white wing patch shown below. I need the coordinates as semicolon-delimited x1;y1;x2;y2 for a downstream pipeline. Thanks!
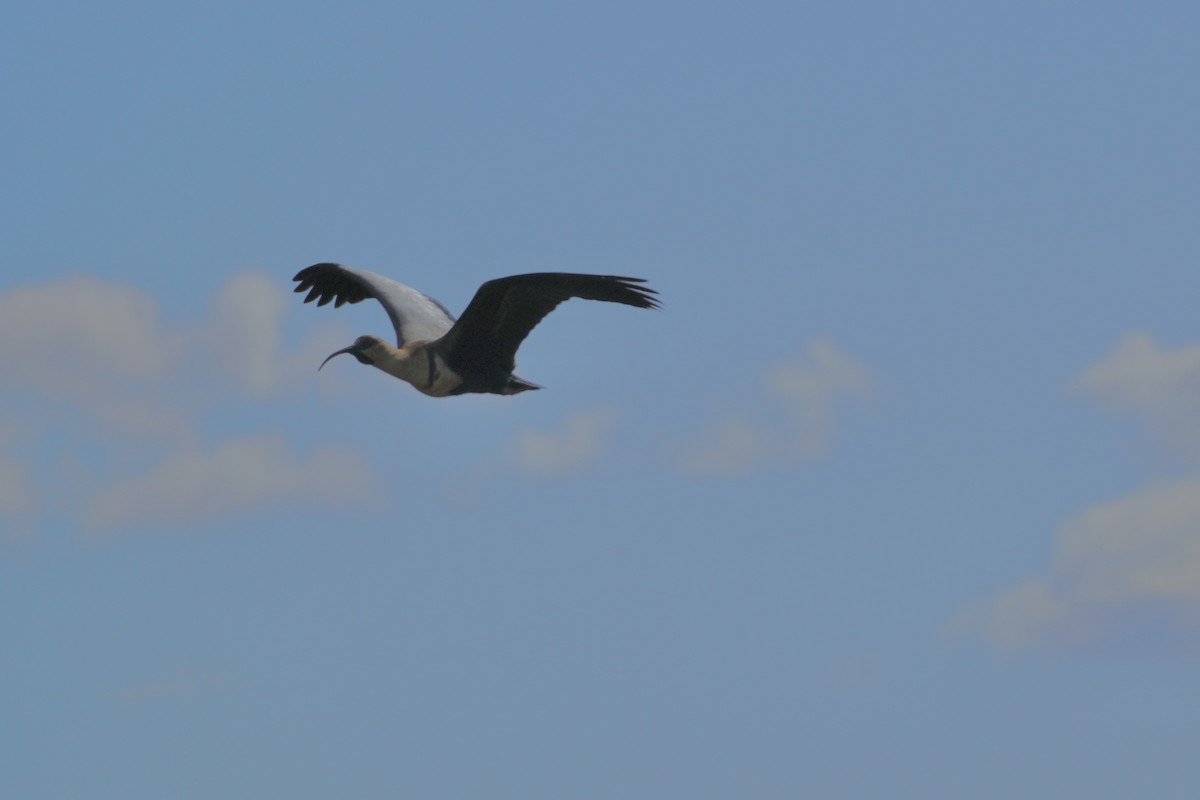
332;265;456;346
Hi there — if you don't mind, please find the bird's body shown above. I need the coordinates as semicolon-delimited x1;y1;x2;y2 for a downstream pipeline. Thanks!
292;263;659;396
350;338;462;397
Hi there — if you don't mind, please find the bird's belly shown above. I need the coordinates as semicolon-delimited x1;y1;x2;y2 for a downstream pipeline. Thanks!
417;353;462;397
375;347;461;397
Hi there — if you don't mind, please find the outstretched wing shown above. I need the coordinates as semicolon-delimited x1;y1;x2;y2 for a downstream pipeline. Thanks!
292;263;456;346
436;273;659;375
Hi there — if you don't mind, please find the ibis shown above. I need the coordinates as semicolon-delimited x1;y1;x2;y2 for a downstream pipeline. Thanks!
293;262;660;397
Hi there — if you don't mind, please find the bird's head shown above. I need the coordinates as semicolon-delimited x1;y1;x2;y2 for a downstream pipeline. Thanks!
320;335;387;370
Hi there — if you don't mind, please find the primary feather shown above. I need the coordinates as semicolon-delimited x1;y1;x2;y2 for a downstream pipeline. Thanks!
292;263;455;346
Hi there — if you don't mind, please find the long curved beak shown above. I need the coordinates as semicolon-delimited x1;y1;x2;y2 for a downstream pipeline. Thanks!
319;345;357;371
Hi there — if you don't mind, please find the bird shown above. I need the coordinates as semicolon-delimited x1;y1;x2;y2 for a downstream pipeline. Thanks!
292;262;660;397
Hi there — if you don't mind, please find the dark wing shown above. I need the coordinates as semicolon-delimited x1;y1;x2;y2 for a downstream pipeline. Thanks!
435;273;659;375
292;263;456;346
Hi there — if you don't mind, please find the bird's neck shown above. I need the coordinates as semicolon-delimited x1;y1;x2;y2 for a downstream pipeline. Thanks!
370;343;423;382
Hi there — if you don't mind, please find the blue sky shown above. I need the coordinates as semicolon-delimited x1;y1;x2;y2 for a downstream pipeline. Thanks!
3;1;1200;797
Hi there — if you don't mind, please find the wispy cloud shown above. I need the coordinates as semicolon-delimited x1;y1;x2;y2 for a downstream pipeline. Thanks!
0;271;346;430
86;434;375;532
1079;331;1200;411
965;333;1200;648
0;276;190;442
682;417;770;476
0;272;369;534
516;408;616;474
1077;331;1200;456
680;339;872;475
961;477;1200;648
0;276;179;389
205;272;350;399
211;272;290;398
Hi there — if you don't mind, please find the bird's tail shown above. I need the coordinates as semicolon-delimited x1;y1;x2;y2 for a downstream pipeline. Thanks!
501;375;541;395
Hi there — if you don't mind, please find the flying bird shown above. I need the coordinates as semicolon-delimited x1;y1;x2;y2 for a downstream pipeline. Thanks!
292;262;660;397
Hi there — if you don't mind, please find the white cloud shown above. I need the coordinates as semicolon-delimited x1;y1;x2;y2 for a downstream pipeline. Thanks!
0;272;345;430
0;277;188;441
0;271;366;534
206;272;348;399
211;272;289;397
680;417;769;476
0;276;179;390
516;408;616;474
85;434;375;532
1080;331;1200;411
966;333;1200;648
0;277;185;445
963;477;1200;648
680;339;872;475
768;338;873;455
1078;331;1200;456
